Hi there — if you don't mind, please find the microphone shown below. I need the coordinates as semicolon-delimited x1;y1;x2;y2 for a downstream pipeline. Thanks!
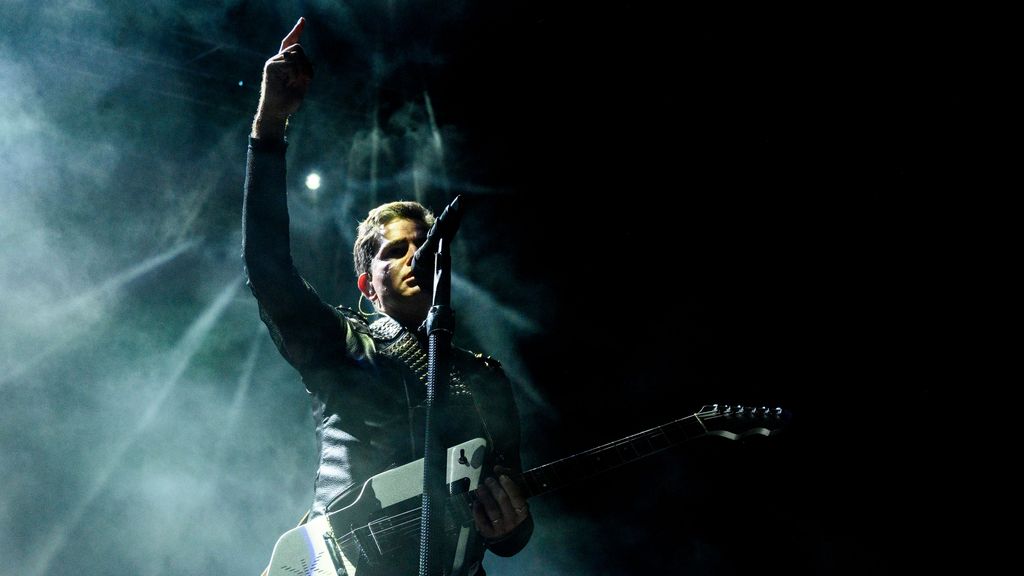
412;195;464;280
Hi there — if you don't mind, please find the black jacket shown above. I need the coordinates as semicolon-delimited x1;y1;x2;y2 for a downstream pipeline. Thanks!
242;137;532;566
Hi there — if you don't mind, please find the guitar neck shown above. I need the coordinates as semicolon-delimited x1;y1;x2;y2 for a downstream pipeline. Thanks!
515;412;709;498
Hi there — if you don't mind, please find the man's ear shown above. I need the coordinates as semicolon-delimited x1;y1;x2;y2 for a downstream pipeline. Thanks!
357;273;374;299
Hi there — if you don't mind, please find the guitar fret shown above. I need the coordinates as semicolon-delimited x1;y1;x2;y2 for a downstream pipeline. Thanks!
547;463;562;487
547;466;561;488
662;421;690;444
647;430;669;450
542;468;556;490
630;436;654;457
618;441;639;461
602;447;626;467
552;460;568;483
523;471;542;496
534;468;553;493
536;470;550;493
534;470;549;494
566;455;587;480
678;415;708;439
521;416;706;498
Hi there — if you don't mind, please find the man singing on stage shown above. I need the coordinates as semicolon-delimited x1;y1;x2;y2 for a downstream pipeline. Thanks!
243;17;533;576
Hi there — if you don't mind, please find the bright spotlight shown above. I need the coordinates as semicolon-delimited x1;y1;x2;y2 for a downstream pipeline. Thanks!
305;173;321;190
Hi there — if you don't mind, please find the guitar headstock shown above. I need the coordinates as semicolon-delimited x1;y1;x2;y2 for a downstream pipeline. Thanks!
694;404;790;441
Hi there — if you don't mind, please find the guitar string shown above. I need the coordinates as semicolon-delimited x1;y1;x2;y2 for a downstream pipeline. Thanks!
325;411;773;550
339;413;716;552
340;410;714;550
334;410;776;549
335;412;720;545
328;413;705;549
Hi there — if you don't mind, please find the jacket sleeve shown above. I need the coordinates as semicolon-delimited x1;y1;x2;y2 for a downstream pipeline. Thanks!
242;136;370;373
470;356;535;557
486;514;534;557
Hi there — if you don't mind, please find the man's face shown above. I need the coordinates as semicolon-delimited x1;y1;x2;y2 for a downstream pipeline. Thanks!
362;218;432;326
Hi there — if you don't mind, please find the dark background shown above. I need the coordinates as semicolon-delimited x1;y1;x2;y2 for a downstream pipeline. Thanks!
1;2;967;574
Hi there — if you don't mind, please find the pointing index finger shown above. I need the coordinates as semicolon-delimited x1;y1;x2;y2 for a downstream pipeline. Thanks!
279;17;305;53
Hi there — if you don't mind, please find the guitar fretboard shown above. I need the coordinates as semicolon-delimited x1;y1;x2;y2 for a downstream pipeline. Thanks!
515;413;709;497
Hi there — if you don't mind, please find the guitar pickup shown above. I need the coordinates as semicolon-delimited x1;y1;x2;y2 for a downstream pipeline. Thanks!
321;531;350;576
446;478;473;526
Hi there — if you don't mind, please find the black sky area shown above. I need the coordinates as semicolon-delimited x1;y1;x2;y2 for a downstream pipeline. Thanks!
354;7;959;573
0;2;971;575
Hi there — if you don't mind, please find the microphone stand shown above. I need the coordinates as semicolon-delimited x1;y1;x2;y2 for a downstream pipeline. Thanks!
419;208;457;576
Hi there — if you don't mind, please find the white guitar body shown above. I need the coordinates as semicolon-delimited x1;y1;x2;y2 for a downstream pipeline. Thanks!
266;438;489;576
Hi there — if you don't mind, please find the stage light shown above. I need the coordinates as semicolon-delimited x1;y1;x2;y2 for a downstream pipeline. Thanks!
305;172;321;190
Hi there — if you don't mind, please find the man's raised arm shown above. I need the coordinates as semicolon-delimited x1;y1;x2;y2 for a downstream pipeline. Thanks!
242;18;351;370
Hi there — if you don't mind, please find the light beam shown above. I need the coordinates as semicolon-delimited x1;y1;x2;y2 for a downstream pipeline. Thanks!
28;277;243;576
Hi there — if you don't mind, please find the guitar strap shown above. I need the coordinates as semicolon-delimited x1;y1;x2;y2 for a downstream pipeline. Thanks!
369;315;480;459
365;316;513;466
367;315;496;575
368;315;470;394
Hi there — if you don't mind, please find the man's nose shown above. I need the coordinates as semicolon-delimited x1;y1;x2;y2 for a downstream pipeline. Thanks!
403;245;417;267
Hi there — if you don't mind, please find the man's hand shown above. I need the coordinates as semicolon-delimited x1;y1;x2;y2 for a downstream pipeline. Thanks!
472;465;531;541
252;17;314;140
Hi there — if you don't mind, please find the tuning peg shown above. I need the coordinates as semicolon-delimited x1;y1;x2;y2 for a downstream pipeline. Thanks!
736;406;746;416
774;407;783;417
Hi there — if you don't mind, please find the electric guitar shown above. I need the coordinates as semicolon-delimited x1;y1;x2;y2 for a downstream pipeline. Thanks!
263;404;789;576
